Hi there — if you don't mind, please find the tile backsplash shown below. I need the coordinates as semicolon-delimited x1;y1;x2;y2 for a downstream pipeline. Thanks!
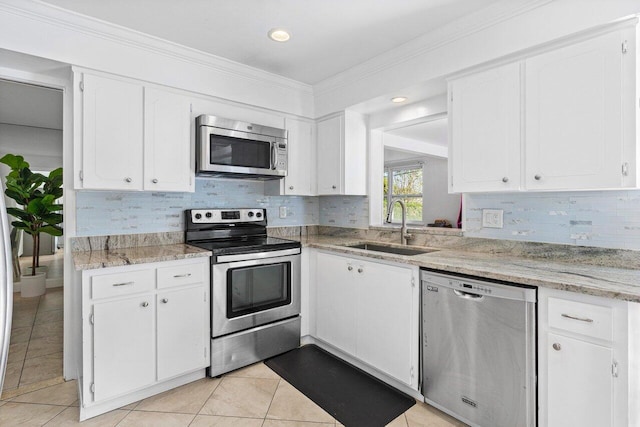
75;178;369;236
76;178;318;236
464;190;640;250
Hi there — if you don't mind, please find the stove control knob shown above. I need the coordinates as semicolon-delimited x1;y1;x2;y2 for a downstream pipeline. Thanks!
248;212;254;218
194;213;202;220
205;212;212;218
256;212;262;218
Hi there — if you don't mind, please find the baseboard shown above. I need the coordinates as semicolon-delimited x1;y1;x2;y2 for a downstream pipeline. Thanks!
12;278;63;292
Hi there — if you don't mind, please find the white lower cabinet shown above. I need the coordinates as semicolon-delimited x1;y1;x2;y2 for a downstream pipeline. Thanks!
81;257;210;420
538;287;639;427
315;251;419;389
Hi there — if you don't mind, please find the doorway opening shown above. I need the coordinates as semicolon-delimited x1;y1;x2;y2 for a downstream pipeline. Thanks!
0;78;64;394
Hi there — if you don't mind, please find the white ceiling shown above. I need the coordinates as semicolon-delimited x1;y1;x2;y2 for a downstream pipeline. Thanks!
41;0;501;85
0;79;63;130
387;117;448;147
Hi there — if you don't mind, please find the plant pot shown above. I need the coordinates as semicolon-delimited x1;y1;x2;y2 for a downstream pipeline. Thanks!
26;266;48;278
21;272;46;298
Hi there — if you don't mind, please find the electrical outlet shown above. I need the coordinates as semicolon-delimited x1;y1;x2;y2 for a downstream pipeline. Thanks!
279;206;287;218
482;209;503;228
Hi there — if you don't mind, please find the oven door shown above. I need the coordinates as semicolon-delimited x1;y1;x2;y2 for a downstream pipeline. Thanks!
198;126;285;177
212;250;300;337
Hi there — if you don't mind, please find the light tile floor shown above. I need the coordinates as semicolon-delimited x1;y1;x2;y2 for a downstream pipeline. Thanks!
0;361;466;426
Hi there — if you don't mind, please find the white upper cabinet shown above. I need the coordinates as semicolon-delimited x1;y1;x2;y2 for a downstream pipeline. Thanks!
81;73;144;190
144;88;193;192
265;117;316;196
449;62;521;192
316;111;367;195
78;71;194;192
525;30;630;190
449;23;637;193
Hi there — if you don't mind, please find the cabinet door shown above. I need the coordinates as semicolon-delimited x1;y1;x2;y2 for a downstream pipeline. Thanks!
525;31;624;190
92;295;155;402
315;252;357;354
82;73;143;190
356;260;416;386
316;115;343;195
283;118;315;195
157;285;207;380
450;62;521;192
547;333;613;427
144;88;194;192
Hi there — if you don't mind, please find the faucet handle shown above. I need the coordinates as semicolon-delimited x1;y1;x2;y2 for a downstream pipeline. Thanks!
404;232;413;240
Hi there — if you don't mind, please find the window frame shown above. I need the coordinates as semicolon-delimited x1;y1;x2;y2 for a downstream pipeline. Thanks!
383;161;425;226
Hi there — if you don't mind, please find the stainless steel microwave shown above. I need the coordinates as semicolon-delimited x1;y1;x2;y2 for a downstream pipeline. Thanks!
196;114;287;179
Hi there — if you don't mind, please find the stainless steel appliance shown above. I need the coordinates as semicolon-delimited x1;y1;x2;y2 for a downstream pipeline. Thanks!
0;180;13;393
421;270;537;427
185;208;301;377
196;115;287;179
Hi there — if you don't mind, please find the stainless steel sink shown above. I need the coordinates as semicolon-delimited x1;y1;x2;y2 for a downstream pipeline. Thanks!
345;243;437;256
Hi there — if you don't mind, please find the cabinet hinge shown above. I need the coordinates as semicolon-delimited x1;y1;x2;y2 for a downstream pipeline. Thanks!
622;162;629;177
411;276;416;287
90;383;95;393
410;366;414;378
612;361;618;378
204;346;207;359
79;170;84;181
204;290;207;302
79;80;84;91
450;90;453;102
190;103;193;113
622;40;628;54
89;313;94;325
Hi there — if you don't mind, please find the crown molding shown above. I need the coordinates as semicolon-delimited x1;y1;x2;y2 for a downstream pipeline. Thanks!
0;0;313;95
313;0;552;98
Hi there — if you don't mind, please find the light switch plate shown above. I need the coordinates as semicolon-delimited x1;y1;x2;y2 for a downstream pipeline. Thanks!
279;206;287;218
482;209;503;228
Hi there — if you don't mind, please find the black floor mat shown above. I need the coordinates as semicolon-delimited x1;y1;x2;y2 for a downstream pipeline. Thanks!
265;344;415;427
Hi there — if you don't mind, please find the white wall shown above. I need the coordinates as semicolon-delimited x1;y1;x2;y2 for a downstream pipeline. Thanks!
0;124;62;170
422;157;460;226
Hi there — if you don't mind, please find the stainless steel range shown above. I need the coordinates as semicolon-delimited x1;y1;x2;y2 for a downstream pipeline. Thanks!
185;208;301;377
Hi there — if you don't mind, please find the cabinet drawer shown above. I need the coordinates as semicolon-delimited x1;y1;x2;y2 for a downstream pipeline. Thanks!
548;297;613;341
157;262;205;289
91;269;155;300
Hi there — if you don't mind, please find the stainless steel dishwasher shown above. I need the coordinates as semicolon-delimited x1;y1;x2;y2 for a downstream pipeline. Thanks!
421;270;537;427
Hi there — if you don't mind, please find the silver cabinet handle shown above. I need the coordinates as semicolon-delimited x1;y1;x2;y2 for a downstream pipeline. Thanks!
125;177;132;183
561;313;593;323
152;178;158;184
173;273;192;278
141;301;149;308
534;174;541;181
289;186;294;190
332;185;337;189
453;289;484;300
161;298;168;304
552;343;561;351
357;268;363;273
502;177;509;183
347;266;353;271
113;281;134;287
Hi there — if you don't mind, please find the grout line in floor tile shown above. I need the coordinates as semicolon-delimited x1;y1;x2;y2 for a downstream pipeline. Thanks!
259;377;282;427
188;375;223;419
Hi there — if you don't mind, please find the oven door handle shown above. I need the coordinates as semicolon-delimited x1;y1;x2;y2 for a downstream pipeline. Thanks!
216;247;300;263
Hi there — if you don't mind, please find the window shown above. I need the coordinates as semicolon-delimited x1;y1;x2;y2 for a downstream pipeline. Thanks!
383;163;424;224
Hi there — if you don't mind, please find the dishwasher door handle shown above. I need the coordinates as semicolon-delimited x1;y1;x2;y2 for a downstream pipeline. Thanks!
453;289;484;300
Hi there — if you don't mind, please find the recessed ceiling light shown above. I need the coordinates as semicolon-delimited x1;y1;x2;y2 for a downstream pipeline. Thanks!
268;28;291;42
391;96;408;103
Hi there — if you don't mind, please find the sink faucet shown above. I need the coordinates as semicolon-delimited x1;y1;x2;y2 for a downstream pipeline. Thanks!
386;199;412;245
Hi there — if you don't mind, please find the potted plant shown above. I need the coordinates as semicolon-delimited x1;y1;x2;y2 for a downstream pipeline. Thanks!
0;154;63;297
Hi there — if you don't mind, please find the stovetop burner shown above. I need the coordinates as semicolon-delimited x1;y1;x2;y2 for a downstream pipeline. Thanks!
184;208;301;262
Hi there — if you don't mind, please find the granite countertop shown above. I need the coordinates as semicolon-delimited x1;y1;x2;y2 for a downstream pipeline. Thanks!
73;244;212;270
295;235;640;303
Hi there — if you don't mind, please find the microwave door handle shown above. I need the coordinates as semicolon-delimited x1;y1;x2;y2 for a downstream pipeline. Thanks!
271;142;277;170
